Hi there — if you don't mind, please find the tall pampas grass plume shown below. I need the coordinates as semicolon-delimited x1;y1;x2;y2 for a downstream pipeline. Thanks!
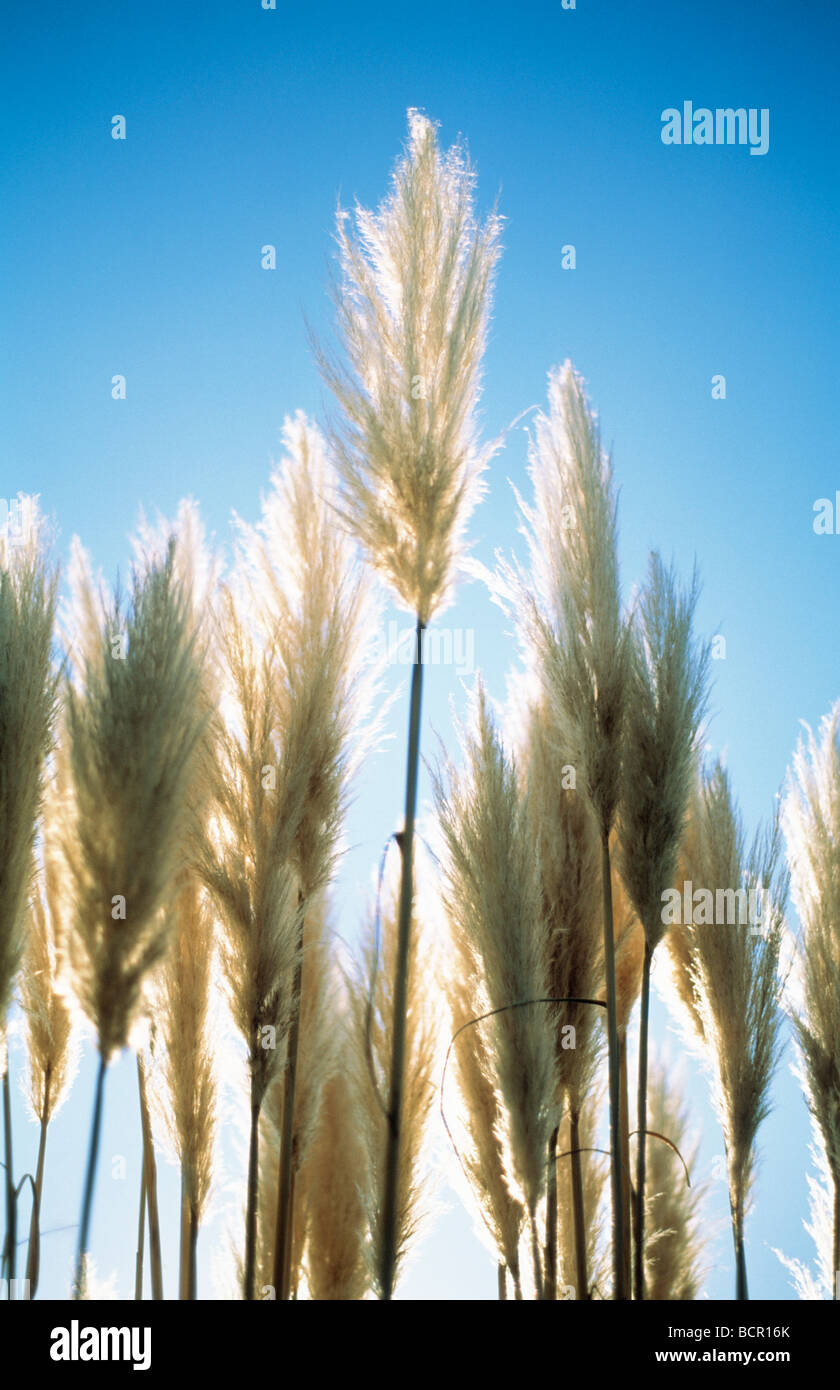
317;109;502;1299
0;495;59;1287
62;531;208;1296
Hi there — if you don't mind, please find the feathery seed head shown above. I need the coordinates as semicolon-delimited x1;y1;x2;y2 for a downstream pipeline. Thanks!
0;496;59;1026
64;537;208;1061
516;363;629;839
318;110;502;624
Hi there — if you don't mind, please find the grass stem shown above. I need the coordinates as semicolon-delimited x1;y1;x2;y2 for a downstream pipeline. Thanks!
569;1108;589;1300
74;1054;107;1299
137;1056;163;1300
25;1067;50;1297
273;908;305;1299
2;1064;16;1289
633;942;652;1301
600;833;628;1299
379;616;425;1299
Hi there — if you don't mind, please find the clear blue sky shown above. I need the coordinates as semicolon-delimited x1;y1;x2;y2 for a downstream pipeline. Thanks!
2;0;839;1299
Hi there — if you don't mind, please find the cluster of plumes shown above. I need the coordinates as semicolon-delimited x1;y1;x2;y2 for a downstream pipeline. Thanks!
318;109;502;626
665;763;787;1250
780;703;840;1294
643;1061;707;1301
0;499;59;1042
250;882;437;1303
198;415;377;1098
434;682;557;1286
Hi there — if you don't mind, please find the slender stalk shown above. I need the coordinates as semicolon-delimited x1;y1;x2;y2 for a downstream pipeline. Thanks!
25;1067;50;1296
178;1172;199;1300
137;1057;163;1300
179;1170;190;1300
544;1124;559;1300
569;1108;589;1300
273;908;305;1300
380;617;425;1300
243;1081;261;1300
733;1197;748;1301
600;834;628;1299
74;1054;107;1299
618;1026;632;1297
498;1262;507;1300
187;1199;199;1301
2;1065;16;1288
134;1160;146;1300
633;941;652;1301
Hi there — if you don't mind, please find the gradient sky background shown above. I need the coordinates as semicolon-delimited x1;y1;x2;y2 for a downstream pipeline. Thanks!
2;0;839;1300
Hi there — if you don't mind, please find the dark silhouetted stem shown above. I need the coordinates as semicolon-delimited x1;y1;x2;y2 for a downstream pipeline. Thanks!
25;1067;50;1296
74;1054;107;1298
244;1080;261;1300
274;906;305;1300
633;941;652;1301
569;1108;589;1300
600;833;628;1300
544;1124;559;1299
380;617;425;1300
2;1065;16;1289
137;1056;163;1300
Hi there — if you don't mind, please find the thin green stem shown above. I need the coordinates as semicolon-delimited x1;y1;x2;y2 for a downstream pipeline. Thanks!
600;832;628;1300
179;1170;189;1300
569;1107;589;1300
188;1199;199;1301
25;1067;50;1297
243;1080;261;1300
618;1025;632;1296
74;1054;107;1299
544;1125;559;1300
273;905;305;1300
379;616;425;1300
633;941;652;1301
179;1170;199;1300
733;1196;748;1301
137;1056;163;1300
2;1064;16;1289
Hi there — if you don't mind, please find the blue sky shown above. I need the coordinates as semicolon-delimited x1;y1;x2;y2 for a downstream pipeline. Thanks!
2;0;839;1299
